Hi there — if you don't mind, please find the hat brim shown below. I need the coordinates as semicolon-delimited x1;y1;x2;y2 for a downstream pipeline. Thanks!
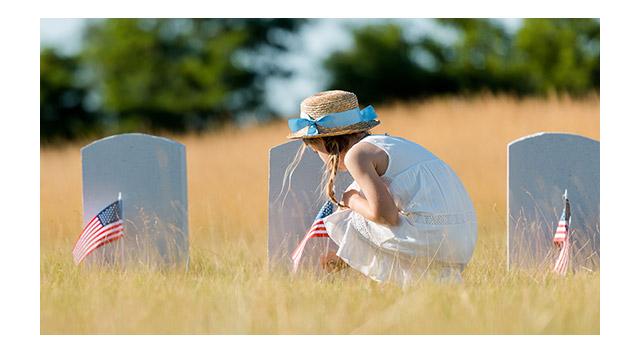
287;120;380;140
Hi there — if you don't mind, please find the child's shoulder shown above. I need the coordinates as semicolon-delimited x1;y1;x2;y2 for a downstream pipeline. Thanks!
361;134;419;149
347;136;387;160
364;134;437;160
346;137;391;175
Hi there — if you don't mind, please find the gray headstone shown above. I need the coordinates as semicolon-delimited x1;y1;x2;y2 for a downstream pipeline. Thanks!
507;132;599;271
81;133;189;268
268;141;352;271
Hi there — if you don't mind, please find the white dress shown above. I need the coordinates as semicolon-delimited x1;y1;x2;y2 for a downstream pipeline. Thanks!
324;135;477;285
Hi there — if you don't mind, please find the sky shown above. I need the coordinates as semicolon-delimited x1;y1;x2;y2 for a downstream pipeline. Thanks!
40;18;523;116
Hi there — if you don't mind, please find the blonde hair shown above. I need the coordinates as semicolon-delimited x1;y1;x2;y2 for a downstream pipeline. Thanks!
281;132;367;208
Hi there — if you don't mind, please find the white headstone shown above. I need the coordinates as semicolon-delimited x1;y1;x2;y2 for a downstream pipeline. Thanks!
507;132;599;271
268;141;352;271
81;133;189;268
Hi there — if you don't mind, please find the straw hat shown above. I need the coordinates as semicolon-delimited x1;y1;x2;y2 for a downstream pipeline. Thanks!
287;90;380;139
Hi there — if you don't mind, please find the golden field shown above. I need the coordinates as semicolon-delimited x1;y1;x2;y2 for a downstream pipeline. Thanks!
41;95;600;334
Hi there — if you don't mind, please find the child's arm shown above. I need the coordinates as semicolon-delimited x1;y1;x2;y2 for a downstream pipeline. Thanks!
341;143;399;226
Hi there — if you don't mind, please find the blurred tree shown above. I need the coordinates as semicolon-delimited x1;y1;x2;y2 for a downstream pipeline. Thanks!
41;18;600;143
324;19;599;104
82;19;304;132
40;48;96;142
514;18;600;94
436;19;530;94
325;24;457;105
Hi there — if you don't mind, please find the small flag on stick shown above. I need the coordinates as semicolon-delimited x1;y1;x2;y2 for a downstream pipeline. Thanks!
552;189;571;275
290;200;334;272
72;193;124;265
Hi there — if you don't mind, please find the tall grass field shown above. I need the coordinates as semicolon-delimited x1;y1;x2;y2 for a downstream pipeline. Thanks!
41;95;600;334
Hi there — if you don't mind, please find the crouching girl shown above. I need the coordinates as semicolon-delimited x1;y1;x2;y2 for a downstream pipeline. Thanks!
287;90;477;286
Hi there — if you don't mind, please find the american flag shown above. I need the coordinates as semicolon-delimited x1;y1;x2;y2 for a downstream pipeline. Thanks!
72;196;124;265
291;200;334;272
552;189;571;275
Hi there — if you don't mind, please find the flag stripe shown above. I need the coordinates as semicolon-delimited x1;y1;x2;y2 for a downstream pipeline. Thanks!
74;226;123;264
74;225;124;264
73;199;124;265
74;221;123;259
309;221;324;229
307;232;329;238
80;219;102;240
73;218;100;252
553;240;570;275
75;224;124;261
291;225;329;267
551;194;571;276
291;200;334;272
75;232;124;265
290;231;330;260
76;229;125;264
76;227;124;262
74;223;124;263
84;232;125;258
73;220;103;257
75;219;104;253
76;217;99;242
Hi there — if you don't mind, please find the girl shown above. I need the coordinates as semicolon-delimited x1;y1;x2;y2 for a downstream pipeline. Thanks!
287;90;477;286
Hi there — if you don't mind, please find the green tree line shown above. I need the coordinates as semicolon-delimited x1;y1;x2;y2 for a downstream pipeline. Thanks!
326;19;599;104
40;18;599;143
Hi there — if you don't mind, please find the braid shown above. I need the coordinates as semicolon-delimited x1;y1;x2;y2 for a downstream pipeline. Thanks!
325;140;343;207
303;131;369;208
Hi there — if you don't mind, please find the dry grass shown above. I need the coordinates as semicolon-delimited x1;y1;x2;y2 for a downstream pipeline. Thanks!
41;94;600;334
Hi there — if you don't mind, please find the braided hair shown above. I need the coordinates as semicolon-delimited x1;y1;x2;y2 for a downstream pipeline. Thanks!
303;132;367;207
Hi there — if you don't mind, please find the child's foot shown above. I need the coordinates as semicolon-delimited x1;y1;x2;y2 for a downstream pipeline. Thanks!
320;251;348;273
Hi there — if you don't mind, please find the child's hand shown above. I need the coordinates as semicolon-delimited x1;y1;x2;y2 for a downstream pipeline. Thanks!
320;251;348;272
340;189;360;208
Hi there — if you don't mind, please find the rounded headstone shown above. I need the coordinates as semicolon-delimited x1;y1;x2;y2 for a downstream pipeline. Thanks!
81;133;189;268
507;132;599;271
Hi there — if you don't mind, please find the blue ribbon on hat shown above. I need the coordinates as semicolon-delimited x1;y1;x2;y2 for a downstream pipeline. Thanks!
288;105;378;136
